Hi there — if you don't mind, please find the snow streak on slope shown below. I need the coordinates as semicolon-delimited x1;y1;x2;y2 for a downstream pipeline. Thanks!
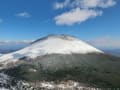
0;35;103;64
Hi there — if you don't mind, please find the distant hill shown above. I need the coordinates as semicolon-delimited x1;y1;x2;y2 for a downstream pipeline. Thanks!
102;49;120;57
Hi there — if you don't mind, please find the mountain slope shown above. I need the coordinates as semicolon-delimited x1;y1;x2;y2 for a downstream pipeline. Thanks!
0;35;103;66
3;53;120;87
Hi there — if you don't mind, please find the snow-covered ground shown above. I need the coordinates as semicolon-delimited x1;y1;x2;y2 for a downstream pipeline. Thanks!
28;80;93;90
0;73;96;90
0;73;35;90
0;35;103;67
0;74;95;90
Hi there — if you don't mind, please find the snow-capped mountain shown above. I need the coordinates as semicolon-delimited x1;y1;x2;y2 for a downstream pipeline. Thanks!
0;35;120;87
0;35;103;65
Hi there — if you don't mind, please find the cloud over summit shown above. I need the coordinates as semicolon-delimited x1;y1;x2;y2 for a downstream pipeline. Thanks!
54;0;117;26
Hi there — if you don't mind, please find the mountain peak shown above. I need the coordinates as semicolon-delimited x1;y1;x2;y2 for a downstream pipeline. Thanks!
31;34;78;44
0;34;103;65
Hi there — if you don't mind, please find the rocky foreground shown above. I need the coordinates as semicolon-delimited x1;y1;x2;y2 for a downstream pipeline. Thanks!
0;73;100;90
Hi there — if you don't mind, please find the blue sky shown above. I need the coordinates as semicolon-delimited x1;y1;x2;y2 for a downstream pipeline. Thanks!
0;0;120;48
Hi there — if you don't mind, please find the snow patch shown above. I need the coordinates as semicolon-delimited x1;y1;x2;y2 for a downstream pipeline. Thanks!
30;80;91;89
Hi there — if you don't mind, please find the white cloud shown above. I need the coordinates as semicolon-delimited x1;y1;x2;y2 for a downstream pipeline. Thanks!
55;0;116;9
54;0;70;9
71;0;116;8
16;12;31;18
54;0;117;25
97;0;116;8
55;8;102;25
